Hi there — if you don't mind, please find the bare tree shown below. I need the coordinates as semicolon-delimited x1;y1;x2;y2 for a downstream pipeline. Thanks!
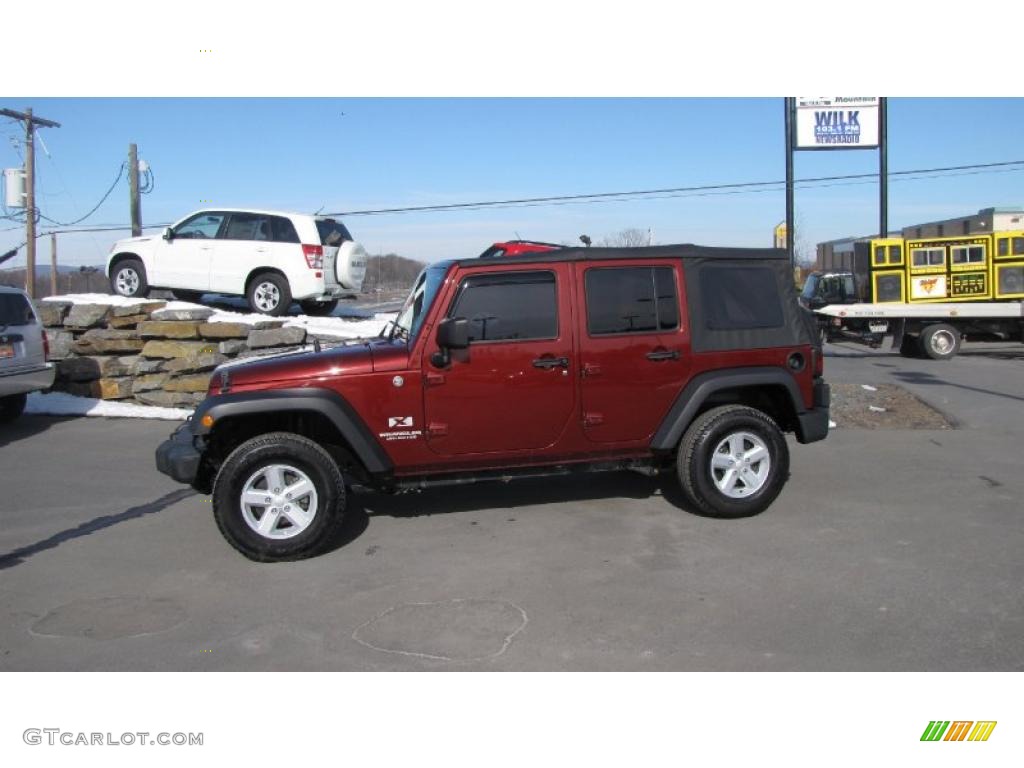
600;228;651;248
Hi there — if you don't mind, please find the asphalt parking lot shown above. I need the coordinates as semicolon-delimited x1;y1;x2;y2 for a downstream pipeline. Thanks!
1;341;1022;671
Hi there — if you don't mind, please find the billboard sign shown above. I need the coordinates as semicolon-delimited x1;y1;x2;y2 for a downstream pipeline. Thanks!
795;97;880;150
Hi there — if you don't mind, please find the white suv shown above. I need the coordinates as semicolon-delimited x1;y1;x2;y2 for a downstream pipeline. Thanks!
0;286;54;423
107;209;367;316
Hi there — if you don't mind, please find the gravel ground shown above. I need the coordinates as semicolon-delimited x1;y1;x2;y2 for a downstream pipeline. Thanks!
829;382;953;430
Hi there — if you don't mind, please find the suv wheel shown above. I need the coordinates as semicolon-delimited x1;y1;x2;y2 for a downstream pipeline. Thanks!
299;299;339;316
0;393;27;424
212;432;346;561
676;405;789;518
110;259;149;298
247;272;292;316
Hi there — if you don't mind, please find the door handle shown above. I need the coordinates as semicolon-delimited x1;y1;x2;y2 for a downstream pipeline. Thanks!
532;356;570;369
646;349;680;361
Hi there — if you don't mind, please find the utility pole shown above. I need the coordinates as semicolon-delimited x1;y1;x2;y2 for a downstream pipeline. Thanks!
0;107;61;298
50;233;57;296
128;143;141;236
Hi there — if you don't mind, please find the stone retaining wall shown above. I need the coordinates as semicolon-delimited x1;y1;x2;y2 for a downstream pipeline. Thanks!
36;299;361;408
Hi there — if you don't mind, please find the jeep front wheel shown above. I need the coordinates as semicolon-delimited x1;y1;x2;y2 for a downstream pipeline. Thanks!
212;432;346;561
676;405;789;518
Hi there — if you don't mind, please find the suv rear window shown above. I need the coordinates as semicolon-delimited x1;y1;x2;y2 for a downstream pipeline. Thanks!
700;266;784;330
449;271;557;343
316;219;353;246
585;266;678;335
0;293;35;326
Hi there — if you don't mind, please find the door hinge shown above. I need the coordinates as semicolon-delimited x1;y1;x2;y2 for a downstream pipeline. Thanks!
582;363;602;377
427;422;449;437
583;412;604;427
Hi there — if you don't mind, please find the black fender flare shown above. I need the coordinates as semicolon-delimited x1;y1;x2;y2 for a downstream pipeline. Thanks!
190;388;393;476
650;367;806;451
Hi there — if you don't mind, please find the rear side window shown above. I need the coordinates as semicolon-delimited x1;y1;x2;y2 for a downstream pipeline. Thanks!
449;271;557;343
700;266;784;330
316;218;353;246
585;266;679;335
271;216;300;243
223;213;271;241
0;293;35;326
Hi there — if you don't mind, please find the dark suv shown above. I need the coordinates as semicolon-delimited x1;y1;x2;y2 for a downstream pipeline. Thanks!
157;244;830;561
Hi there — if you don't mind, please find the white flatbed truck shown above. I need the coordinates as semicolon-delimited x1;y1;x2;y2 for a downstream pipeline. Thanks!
814;301;1024;360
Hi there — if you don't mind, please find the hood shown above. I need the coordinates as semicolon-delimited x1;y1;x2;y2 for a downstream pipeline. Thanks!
219;342;375;390
111;235;155;249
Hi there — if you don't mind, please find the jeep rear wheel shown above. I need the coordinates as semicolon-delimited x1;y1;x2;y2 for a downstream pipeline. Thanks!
676;405;789;518
212;432;346;561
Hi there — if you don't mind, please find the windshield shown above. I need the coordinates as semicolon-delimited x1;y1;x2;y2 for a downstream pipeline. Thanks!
391;262;450;343
800;275;819;300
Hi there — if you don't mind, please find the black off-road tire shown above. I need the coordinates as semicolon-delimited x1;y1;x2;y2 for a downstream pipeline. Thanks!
299;299;339;316
0;393;27;423
247;272;292;316
212;432;346;562
676;405;790;519
918;323;961;361
109;258;149;298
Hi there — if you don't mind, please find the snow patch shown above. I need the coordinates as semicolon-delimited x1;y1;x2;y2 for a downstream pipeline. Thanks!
41;293;158;307
26;392;191;421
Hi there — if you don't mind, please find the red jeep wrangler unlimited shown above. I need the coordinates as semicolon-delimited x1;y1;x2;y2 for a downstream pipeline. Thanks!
157;244;830;561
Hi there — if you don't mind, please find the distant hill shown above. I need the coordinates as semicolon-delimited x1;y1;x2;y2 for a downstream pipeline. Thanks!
361;253;426;293
0;265;108;297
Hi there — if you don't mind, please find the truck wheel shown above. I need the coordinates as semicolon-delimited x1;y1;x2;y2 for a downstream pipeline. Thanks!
247;272;292;316
676;405;789;519
212;432;346;561
899;334;920;358
918;323;961;361
0;393;27;423
110;258;149;298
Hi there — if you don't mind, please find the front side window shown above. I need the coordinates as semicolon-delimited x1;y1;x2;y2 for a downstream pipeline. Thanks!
585;266;679;335
222;213;271;241
174;212;226;239
449;271;557;343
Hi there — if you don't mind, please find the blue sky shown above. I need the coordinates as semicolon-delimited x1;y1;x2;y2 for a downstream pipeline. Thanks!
2;97;1023;267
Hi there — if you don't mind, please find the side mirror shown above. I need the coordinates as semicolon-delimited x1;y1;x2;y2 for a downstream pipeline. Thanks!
437;317;469;350
431;317;469;368
162;227;174;241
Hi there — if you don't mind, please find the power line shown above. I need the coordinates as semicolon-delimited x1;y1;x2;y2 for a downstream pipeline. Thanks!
327;160;1024;217
37;162;126;227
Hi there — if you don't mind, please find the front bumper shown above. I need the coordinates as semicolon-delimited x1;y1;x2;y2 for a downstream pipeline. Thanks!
0;362;55;397
155;422;203;485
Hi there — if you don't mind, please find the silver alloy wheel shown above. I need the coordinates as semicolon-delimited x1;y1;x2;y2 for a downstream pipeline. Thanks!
709;431;771;499
253;281;281;313
115;267;140;296
240;463;318;540
928;329;957;356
